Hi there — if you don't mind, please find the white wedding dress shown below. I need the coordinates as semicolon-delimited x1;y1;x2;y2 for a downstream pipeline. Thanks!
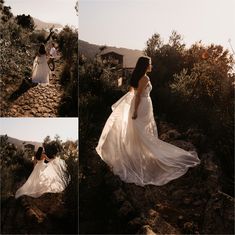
15;157;70;198
96;81;200;186
32;55;50;84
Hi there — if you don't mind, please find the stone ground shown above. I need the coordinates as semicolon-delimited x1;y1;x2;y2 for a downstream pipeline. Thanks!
80;121;235;234
1;193;70;234
1;60;63;117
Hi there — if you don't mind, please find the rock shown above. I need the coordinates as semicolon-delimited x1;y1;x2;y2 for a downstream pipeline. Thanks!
178;215;184;220
159;133;169;141
177;215;185;227
104;172;123;190
200;152;220;194
202;191;234;234
183;197;192;205
183;221;197;234
171;189;186;200
118;200;134;217
185;128;207;150
129;217;145;230
113;188;126;204
203;153;218;173
166;129;182;140
10;108;17;113
138;225;157;235
146;210;180;234
193;200;203;206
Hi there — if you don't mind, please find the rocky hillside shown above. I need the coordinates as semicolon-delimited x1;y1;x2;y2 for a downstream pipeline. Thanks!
80;121;234;234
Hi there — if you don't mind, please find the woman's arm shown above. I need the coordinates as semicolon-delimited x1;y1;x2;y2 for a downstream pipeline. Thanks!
132;76;149;119
129;86;134;92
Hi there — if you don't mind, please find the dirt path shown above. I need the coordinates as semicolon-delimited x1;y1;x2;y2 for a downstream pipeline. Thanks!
2;60;64;117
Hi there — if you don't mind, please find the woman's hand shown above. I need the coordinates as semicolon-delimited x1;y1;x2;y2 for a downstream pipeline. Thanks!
132;111;137;119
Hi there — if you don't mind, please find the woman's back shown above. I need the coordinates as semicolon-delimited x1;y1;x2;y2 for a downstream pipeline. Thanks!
32;54;50;84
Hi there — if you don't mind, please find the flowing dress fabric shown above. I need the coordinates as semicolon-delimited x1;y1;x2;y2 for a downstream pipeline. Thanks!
96;82;200;186
32;55;50;84
15;158;70;199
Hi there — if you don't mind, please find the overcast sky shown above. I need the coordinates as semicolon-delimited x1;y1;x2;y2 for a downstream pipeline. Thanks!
80;0;235;53
0;118;78;142
5;0;78;28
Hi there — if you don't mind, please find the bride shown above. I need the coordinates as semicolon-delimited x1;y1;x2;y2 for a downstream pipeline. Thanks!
31;44;50;84
96;56;200;186
15;144;70;199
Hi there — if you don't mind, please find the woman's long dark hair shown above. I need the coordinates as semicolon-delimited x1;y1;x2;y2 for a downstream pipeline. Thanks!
38;44;46;55
44;141;60;159
130;56;151;88
35;147;43;160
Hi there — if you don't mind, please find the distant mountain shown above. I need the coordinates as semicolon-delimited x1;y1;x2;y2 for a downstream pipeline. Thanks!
79;40;144;68
0;135;42;150
33;17;63;31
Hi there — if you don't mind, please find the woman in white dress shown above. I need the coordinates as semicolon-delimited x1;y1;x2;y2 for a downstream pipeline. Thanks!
31;44;50;84
15;145;70;199
96;56;200;186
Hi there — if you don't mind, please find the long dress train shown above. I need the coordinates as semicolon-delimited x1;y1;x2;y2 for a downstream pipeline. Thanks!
32;55;50;84
15;157;70;198
96;81;200;186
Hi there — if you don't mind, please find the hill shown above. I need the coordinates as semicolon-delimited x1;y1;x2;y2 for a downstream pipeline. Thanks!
79;39;144;68
0;135;42;150
33;17;63;31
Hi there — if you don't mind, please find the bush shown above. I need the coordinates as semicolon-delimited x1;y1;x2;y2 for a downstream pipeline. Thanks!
0;135;33;198
57;26;78;117
1;5;13;22
58;57;78;116
57;26;78;63
15;14;35;31
145;32;234;195
79;57;124;147
29;30;47;43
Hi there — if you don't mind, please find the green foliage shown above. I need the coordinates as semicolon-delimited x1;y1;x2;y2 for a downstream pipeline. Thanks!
60;63;71;85
79;56;125;149
144;33;163;58
57;25;78;117
59;61;78;116
15;14;35;31
0;4;13;22
29;30;47;43
145;31;234;194
0;135;33;198
57;26;78;63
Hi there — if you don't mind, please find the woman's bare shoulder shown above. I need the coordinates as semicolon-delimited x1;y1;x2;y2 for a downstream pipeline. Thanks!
139;75;149;85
